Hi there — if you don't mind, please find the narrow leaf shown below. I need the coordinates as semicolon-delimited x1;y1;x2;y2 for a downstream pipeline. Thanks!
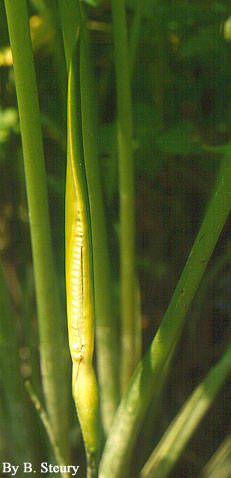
141;344;231;478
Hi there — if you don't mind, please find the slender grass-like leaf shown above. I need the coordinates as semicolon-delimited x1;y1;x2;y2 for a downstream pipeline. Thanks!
111;0;137;392
4;0;70;461
129;0;142;77
79;5;120;433
58;0;79;68
25;381;69;478
190;239;231;340
99;157;231;478
141;344;231;478
202;434;231;478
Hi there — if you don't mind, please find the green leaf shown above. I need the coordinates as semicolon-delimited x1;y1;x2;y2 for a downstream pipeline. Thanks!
202;435;231;478
141;344;231;478
99;158;231;478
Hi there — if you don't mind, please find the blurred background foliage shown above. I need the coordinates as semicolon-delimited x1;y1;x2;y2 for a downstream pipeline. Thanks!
0;0;230;477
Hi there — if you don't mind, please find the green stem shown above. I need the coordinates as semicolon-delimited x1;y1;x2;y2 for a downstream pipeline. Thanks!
111;0;137;391
58;0;80;68
86;451;98;478
99;157;231;478
141;344;231;478
4;0;70;461
25;382;69;478
129;0;142;77
201;434;231;478
190;239;231;344
79;4;120;433
99;0;142;116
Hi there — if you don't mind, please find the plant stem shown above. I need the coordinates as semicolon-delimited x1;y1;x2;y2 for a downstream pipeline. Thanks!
190;239;231;342
141;344;231;478
4;0;70;461
129;0;142;77
99;157;231;478
202;434;231;478
111;0;137;392
25;382;69;478
86;451;98;478
58;0;80;68
79;4;120;433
